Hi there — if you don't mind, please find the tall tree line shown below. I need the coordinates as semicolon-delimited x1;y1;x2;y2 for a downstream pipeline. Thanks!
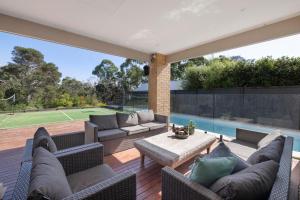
0;46;146;111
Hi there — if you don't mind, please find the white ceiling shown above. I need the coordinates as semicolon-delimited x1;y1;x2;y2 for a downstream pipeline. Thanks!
0;0;299;55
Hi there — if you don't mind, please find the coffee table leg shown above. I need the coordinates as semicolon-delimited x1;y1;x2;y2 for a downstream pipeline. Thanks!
140;153;145;166
206;146;210;154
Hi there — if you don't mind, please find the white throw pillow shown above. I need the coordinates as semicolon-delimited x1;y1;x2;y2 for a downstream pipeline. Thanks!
137;110;155;123
257;130;281;149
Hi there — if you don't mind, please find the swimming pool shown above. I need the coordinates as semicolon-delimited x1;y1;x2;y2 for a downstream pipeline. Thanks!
170;113;300;152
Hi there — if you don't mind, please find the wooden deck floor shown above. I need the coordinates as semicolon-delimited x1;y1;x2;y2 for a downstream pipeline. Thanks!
0;121;299;200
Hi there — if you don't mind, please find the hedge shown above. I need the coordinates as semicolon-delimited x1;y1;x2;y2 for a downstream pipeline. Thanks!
183;56;300;89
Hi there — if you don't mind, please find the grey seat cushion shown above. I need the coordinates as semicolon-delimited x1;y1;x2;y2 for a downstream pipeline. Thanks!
210;160;279;200
90;114;119;130
67;164;115;193
97;129;127;142
121;125;149;135
32;127;57;154
28;147;72;199
137;110;154;123
247;136;285;165
140;121;166;130
204;142;250;173
116;112;138;127
224;140;257;160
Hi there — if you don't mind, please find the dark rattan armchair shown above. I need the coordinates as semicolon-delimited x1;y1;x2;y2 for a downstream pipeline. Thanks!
12;143;136;200
22;130;86;162
161;129;293;200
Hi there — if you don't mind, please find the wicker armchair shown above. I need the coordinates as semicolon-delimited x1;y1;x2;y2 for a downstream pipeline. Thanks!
12;143;136;200
161;129;293;200
162;167;222;200
23;131;85;162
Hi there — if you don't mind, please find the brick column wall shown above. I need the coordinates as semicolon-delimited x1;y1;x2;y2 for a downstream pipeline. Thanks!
148;53;170;116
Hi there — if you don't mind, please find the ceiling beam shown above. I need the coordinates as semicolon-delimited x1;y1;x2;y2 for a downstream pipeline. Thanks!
167;15;300;63
0;13;150;62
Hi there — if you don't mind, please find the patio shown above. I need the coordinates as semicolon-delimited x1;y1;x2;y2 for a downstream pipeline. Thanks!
0;122;300;200
0;0;300;199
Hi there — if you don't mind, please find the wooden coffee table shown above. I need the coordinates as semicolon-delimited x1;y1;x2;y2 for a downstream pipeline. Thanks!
134;130;216;168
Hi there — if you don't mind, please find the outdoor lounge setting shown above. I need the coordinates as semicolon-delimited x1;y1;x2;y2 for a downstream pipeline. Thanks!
1;0;300;200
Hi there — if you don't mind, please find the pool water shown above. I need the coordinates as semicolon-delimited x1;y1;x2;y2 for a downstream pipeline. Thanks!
170;113;300;152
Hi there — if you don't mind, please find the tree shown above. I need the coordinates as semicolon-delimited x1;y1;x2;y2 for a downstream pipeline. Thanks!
126;65;145;90
31;62;61;107
92;58;146;104
119;59;147;92
0;46;61;108
59;77;97;107
1;46;103;111
60;77;85;97
92;59;120;103
12;46;44;69
171;56;208;80
92;59;119;82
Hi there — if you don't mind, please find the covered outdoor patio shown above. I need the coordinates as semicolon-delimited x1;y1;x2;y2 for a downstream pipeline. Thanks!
1;1;300;117
0;0;300;199
0;123;300;200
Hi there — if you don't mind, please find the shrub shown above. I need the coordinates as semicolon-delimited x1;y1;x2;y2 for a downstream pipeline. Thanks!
96;101;106;107
183;56;300;89
55;93;73;107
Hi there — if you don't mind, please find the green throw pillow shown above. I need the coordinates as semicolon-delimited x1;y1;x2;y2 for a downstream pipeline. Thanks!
189;157;237;187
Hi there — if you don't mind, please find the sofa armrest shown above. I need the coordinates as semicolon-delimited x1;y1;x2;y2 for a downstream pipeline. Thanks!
268;136;293;200
51;131;85;150
11;161;32;200
56;143;104;176
162;167;222;200
85;121;98;144
22;139;33;163
236;128;267;145
155;114;169;124
63;170;136;200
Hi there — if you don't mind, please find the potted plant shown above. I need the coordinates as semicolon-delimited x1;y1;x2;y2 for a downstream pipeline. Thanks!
172;124;189;139
187;120;196;135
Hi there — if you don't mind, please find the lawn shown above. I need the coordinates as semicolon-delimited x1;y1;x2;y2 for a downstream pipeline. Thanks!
0;107;117;129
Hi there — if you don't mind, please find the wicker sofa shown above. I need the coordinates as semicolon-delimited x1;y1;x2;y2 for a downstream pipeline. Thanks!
162;128;293;200
85;110;169;155
12;143;136;200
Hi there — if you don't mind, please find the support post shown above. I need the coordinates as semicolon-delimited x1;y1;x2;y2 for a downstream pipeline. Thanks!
148;53;170;116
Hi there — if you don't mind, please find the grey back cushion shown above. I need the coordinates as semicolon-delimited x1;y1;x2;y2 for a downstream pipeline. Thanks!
210;160;279;200
90;114;119;130
204;142;250;173
32;127;57;154
247;136;285;165
116;112;138;127
137;110;154;123
28;147;72;199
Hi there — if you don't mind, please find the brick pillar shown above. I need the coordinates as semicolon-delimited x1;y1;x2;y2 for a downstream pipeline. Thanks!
148;53;170;116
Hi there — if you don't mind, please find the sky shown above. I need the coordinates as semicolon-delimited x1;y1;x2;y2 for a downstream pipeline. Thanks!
1;31;300;81
0;32;125;82
206;34;300;60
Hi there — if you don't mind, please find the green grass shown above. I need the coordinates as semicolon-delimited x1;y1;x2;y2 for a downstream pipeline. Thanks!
0;107;117;129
